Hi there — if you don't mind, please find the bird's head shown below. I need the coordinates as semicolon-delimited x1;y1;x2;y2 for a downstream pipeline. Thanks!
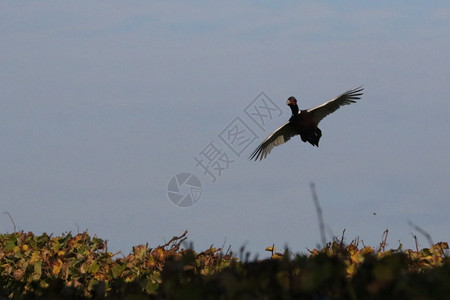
286;96;297;106
286;96;299;116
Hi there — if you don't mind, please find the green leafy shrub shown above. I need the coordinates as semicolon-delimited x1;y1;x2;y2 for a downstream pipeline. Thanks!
0;230;449;299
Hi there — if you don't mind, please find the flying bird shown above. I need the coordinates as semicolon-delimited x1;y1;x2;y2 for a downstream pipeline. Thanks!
249;87;364;161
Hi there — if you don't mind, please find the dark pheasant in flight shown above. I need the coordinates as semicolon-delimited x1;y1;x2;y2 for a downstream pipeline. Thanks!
249;87;364;161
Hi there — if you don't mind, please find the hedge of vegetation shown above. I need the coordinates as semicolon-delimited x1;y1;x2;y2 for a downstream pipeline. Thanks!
1;230;449;299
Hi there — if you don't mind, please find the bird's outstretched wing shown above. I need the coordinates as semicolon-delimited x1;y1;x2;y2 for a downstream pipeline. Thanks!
308;86;364;124
249;122;298;161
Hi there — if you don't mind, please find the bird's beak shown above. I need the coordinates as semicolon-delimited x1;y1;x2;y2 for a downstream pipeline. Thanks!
286;100;290;105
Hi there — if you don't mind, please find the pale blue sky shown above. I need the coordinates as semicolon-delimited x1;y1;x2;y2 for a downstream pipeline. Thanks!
1;2;449;256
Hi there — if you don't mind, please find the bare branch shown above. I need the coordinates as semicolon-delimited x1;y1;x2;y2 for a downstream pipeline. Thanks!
310;182;326;247
3;211;16;232
409;221;434;247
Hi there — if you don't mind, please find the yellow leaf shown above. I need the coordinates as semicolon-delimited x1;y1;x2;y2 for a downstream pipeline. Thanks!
68;234;83;247
153;248;165;260
265;246;276;252
439;242;449;249
347;263;356;277
351;253;365;264
271;253;284;259
361;246;375;255
94;272;106;281
52;258;63;276
30;251;41;265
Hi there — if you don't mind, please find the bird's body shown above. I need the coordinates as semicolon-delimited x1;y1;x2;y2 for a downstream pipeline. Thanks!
249;87;363;161
290;109;322;147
